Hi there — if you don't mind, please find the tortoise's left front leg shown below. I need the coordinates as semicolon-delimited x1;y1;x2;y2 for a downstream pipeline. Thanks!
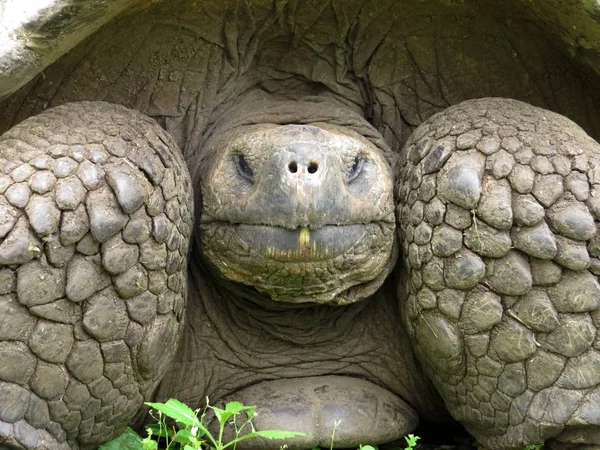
397;98;600;449
0;102;193;449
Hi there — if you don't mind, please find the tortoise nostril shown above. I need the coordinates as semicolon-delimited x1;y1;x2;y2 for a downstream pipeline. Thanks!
307;162;318;174
288;161;298;173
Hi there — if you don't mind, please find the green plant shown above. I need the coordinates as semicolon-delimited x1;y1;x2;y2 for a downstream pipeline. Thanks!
402;434;420;450
145;398;309;450
100;398;309;450
329;420;342;450
524;445;543;450
99;427;144;450
313;430;418;450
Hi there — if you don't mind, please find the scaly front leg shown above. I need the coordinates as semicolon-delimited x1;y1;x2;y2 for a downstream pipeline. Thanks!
0;102;193;449
396;98;600;450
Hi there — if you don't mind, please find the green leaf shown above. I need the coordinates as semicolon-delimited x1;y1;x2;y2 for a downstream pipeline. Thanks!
99;427;144;450
359;446;378;450
189;419;218;448
252;430;310;439
142;440;158;450
174;428;196;444
225;401;257;422
211;405;232;425
145;424;175;438
225;429;310;447
224;401;246;414
145;399;198;427
404;433;421;450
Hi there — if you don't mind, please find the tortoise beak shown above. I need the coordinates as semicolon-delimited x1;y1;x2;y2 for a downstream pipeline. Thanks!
235;223;368;261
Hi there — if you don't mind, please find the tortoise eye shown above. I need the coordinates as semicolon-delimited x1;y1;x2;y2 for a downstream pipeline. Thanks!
348;157;364;182
235;155;254;182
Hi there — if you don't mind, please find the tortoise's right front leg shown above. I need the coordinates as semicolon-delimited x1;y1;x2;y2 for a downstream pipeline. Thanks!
0;102;193;449
396;98;600;449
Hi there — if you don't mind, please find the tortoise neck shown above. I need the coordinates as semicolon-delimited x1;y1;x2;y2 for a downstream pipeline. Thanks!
191;251;373;345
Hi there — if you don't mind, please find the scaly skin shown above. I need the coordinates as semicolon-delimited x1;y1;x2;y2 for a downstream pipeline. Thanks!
397;98;600;449
0;102;193;449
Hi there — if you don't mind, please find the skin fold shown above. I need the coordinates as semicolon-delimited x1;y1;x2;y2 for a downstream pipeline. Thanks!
1;1;600;450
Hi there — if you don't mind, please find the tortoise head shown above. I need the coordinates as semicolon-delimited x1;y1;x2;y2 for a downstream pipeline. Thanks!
198;102;397;304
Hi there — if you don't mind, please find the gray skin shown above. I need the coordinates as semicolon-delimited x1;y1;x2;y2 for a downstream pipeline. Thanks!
2;1;600;450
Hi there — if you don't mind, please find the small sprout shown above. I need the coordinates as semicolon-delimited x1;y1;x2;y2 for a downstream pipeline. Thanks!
404;433;420;450
330;419;342;450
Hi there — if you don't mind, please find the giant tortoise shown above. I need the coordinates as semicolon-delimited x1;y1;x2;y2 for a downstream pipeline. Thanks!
1;1;600;449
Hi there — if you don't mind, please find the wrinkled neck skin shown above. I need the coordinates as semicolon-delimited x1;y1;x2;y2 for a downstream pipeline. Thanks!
152;90;447;422
153;248;447;422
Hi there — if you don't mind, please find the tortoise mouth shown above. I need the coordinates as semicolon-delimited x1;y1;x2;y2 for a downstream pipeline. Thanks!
200;220;396;304
235;223;368;261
